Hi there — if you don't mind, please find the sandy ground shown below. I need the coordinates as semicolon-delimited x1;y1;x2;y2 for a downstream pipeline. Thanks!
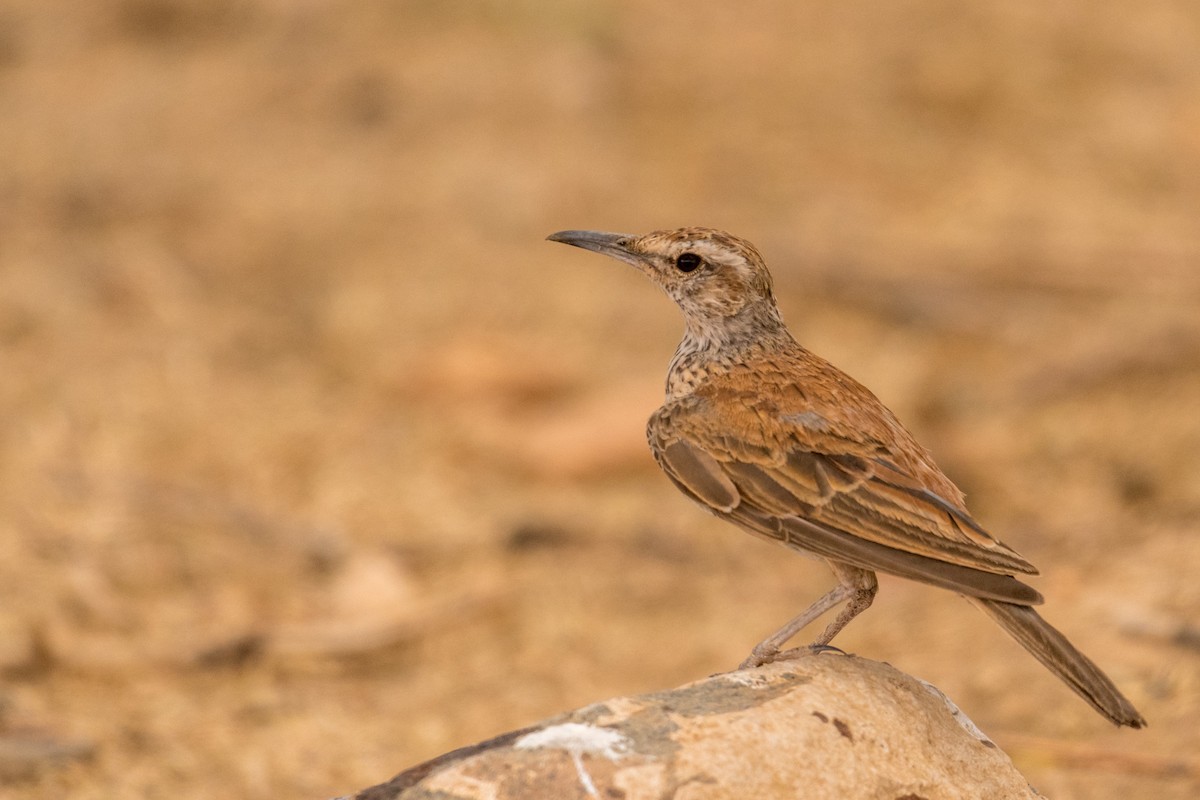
1;1;1198;797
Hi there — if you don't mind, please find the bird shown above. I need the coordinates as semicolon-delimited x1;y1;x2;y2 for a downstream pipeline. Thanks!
547;226;1145;728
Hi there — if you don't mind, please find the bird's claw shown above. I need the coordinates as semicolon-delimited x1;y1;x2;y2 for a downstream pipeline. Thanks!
740;642;848;669
738;646;779;670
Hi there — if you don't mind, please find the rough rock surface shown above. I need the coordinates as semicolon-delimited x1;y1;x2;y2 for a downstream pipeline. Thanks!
340;655;1039;800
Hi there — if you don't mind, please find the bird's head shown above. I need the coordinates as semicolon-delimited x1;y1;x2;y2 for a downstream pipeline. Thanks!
547;228;784;337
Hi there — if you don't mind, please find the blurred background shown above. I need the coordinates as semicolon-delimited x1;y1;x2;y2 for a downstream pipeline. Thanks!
1;1;1198;797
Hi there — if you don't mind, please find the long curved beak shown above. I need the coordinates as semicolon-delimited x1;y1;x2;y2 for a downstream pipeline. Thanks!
546;230;644;268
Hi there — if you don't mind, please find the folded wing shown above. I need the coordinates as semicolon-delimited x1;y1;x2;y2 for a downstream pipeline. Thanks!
649;400;1043;606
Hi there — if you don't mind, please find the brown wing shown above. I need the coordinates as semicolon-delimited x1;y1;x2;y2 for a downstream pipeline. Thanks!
648;389;1042;605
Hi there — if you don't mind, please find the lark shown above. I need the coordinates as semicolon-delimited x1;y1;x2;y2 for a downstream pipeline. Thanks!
548;226;1144;728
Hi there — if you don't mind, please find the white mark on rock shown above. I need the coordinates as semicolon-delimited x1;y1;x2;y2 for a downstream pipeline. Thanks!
515;723;631;797
571;750;597;797
722;670;771;688
917;678;994;746
515;722;629;758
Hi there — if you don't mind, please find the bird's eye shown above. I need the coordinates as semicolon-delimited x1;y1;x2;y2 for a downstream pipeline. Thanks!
675;252;702;273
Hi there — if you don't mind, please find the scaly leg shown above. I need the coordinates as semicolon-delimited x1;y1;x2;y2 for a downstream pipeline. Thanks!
740;564;878;668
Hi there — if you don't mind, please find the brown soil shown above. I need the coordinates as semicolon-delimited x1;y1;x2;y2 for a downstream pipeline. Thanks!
1;2;1197;797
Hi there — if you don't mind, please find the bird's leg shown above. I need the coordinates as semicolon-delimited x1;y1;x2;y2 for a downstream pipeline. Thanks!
740;565;878;669
739;584;851;669
808;566;878;647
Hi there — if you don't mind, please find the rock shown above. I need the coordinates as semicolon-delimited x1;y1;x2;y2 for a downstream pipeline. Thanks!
338;655;1039;800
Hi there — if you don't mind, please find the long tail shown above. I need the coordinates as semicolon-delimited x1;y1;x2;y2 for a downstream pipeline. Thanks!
971;599;1145;728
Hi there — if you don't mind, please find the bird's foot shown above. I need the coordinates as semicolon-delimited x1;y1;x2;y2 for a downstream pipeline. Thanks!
777;643;848;660
738;644;779;670
738;642;846;670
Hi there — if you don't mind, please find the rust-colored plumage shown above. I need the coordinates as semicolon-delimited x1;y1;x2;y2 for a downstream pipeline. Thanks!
548;227;1145;728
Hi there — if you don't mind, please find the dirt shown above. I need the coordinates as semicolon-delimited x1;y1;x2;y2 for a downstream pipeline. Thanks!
1;1;1197;798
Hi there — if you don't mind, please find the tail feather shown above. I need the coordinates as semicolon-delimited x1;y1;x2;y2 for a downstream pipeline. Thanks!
971;599;1145;728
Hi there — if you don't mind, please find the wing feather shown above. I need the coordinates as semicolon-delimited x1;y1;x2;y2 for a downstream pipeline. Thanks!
649;395;1039;590
657;441;739;512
